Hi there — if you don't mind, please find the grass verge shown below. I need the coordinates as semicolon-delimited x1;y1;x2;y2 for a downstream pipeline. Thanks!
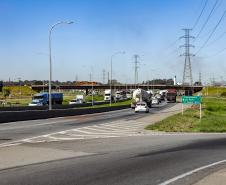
146;97;226;132
79;99;131;109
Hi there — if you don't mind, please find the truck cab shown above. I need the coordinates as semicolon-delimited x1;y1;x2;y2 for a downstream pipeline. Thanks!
29;93;48;106
104;89;114;101
29;92;63;106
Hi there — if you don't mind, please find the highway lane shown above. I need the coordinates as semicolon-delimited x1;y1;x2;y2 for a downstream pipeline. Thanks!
1;134;226;185
0;102;175;145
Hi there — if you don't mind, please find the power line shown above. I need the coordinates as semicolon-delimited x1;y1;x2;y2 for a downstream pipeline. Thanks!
192;0;209;30
195;0;219;40
164;38;180;51
196;10;226;55
205;46;226;58
206;31;226;47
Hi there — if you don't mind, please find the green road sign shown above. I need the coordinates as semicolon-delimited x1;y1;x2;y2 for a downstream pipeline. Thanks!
182;96;201;104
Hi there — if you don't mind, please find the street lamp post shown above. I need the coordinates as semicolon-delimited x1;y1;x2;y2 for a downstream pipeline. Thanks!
110;51;125;106
49;21;73;110
18;77;21;102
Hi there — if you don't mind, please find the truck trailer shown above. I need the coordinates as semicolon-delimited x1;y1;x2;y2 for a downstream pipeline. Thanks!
166;89;177;103
131;88;152;108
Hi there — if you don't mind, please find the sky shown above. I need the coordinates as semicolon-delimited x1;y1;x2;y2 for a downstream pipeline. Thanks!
1;0;226;84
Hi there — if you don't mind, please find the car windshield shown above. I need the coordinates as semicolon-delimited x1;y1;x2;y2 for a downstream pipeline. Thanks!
33;95;43;100
137;103;146;106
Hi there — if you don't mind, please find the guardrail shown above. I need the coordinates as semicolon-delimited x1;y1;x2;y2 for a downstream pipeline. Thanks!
0;104;130;124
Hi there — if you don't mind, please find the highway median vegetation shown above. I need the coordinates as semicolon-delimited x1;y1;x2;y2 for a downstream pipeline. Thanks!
146;97;226;132
80;99;132;109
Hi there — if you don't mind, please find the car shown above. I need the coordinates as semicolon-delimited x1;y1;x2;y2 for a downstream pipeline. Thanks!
135;102;149;113
152;97;159;105
69;99;84;105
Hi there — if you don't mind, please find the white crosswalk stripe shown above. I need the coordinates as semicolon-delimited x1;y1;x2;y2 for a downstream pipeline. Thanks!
20;120;149;143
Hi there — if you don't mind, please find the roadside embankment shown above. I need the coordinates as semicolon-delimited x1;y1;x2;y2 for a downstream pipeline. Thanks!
146;97;226;132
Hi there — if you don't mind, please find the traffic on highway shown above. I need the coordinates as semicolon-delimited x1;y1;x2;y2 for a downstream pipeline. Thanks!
1;0;226;185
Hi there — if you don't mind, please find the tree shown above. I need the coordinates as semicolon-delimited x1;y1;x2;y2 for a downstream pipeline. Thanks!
3;87;11;99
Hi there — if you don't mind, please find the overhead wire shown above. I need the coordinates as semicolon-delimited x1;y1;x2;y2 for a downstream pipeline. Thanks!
205;46;226;58
206;31;226;47
195;10;226;55
192;0;209;30
195;0;219;40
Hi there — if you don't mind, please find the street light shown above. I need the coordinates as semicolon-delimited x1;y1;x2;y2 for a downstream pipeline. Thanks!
110;51;125;106
49;21;74;110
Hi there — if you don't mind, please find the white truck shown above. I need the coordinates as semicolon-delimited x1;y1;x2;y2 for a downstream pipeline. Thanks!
104;89;114;102
131;88;152;108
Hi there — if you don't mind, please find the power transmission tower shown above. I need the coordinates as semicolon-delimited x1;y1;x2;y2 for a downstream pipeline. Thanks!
180;28;195;86
89;73;92;82
199;71;202;85
102;69;106;84
133;54;140;87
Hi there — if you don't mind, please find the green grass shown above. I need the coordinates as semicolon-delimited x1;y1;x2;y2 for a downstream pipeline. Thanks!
146;97;226;133
85;95;104;102
79;99;131;109
201;86;226;97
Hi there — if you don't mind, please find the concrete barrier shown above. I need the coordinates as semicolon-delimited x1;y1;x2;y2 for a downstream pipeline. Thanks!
0;105;130;124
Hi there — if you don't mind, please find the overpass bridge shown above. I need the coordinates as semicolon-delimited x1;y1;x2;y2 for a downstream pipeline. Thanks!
32;84;203;94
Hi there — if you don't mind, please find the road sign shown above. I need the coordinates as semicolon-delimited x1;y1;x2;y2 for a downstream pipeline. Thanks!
182;96;201;104
181;96;202;120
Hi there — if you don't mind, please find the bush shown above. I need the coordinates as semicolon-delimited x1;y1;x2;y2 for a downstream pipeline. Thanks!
221;92;226;97
2;88;11;98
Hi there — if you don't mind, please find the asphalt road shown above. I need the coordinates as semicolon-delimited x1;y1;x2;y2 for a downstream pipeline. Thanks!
1;102;226;185
1;134;226;185
0;101;173;144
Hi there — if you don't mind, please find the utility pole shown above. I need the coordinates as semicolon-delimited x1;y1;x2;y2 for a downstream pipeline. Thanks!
89;72;94;106
180;29;195;86
107;72;110;85
18;77;22;101
102;69;106;84
133;54;140;88
199;72;202;85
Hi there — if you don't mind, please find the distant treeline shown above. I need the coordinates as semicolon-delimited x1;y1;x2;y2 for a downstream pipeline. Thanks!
2;78;175;87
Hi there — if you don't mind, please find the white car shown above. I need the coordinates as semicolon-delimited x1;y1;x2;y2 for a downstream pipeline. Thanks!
152;97;159;105
135;102;149;113
69;99;84;105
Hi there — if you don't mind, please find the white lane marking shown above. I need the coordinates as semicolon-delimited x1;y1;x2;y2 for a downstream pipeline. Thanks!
85;125;140;132
102;124;144;130
159;159;226;185
0;119;78;131
91;125;142;131
0;143;21;148
72;129;93;134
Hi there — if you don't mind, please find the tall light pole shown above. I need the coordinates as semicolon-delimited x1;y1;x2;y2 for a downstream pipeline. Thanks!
49;21;73;110
110;51;125;106
18;77;21;101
